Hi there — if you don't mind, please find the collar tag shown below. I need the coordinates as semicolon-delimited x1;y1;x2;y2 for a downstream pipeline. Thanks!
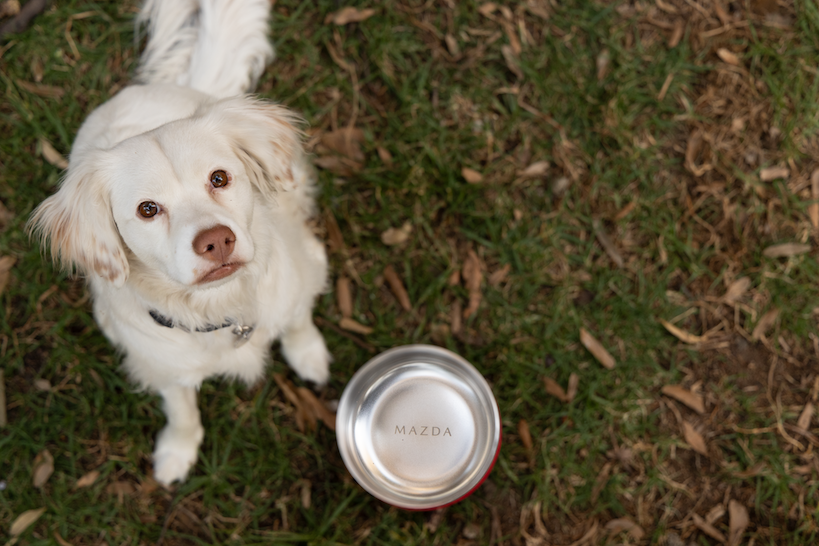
232;324;255;347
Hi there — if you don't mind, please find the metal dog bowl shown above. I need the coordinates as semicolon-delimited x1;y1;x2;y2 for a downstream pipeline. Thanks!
336;345;501;510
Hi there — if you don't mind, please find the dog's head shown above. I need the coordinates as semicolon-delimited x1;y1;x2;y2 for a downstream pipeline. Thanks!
29;97;305;288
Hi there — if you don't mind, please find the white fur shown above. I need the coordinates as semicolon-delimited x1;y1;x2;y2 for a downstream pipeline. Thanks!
29;0;330;486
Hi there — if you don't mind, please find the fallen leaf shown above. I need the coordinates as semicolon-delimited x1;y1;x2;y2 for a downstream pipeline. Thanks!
517;161;549;178
596;49;610;81
39;138;69;169
614;201;637;221
462;250;483;319
478;3;497;17
444;33;460;56
797;402;814;431
759;165;789;182
106;481;135;504
660;318;705;344
32;449;54;488
488;264;511;286
517;418;533;455
16;80;64;99
321;127;365;162
501;44;523;79
705;504;726;525
543;377;569;402
0;255;15;296
300;480;311;509
336;276;352;318
566;373;579;402
723;277;751;303
450;300;462;335
461;167;483;184
752;308;779;340
30;57;44;83
339;317;373;335
669;19;684;48
53;531;73;546
9;507;46;536
693;513;726;542
657;72;674;101
274;373;312;432
325;6;376;25
728;500;749;546
579;328;616;369
324;209;346;253
762;242;811;258
384;265;411;311
313;155;362;176
75;470;100;489
717;48;740;66
381;222;412;245
297;387;336;431
593;220;624;268
682;421;708;456
377;146;393;166
810;169;819;228
34;379;51;391
661;385;705;413
605;518;645;540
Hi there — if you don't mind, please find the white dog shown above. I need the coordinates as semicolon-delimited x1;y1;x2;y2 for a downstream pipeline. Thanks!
28;0;331;485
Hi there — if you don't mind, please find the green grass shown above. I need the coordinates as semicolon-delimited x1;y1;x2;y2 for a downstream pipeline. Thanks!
3;0;819;544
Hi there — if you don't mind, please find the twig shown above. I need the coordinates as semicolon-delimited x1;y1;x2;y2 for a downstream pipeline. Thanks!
0;0;50;41
314;316;375;353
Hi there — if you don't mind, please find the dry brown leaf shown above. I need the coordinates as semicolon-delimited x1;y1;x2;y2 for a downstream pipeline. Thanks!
0;255;15;296
30;56;43;83
336;276;352;318
75;470;100;489
32;449;54;488
377;146;393;167
517;418;533;454
596;49;610;81
313;155;362;176
762;242;811;258
297;387;336;431
501;44;523;79
657;72;674;101
478;3;497;17
517;161;549;178
593;220;624;268
661;385;705;414
579;328;616;369
325;6;376;25
488;264;511;287
693;513;726;542
723;277;751;303
324;209;345;253
339;317;373;335
605;518;645;540
444;33;460;56
660;318;705;344
462;250;483;319
543;377;569;403
321;127;365;162
728;500;750;546
682;421;708;456
53;531;73;546
797;402;814;431
669;19;684;48
461;167;483;184
16;80;64;98
566;373;579;402
39;138;69;169
717;48;740;66
34;378;51;392
450;300;462;335
714;0;730;23
810;169;819;229
273;373;311;432
759;165;789;182
10;507;46;536
383;265;411;311
752;308;779;340
381;222;412;245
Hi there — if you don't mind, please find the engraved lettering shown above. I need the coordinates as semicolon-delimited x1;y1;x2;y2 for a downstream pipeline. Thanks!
395;426;405;434
409;426;417;435
432;427;440;436
420;426;429;436
444;428;452;436
393;425;452;437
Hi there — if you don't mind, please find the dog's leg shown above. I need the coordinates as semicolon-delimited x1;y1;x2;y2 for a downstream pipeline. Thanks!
280;313;331;386
153;385;204;486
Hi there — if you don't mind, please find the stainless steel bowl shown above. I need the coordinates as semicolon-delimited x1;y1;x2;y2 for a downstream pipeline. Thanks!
336;345;501;510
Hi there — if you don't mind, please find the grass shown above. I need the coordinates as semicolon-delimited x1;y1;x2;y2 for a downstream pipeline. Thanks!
2;0;819;544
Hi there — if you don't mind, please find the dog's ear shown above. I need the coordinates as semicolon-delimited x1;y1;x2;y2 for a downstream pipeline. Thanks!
200;97;307;201
28;155;129;287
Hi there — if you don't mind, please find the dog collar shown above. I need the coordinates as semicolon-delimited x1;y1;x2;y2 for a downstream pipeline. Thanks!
149;310;255;347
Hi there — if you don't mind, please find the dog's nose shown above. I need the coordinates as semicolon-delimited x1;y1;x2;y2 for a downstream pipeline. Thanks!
193;225;236;263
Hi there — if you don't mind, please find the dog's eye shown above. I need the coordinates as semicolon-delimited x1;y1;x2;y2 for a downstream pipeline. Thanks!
210;170;229;188
138;201;159;218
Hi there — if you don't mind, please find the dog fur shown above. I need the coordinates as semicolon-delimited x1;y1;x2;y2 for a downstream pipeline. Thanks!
28;0;331;485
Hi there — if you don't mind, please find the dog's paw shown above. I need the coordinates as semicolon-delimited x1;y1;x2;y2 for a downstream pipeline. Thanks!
281;323;331;386
153;424;204;486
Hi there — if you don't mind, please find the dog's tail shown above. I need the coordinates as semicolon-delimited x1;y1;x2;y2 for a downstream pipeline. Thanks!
134;0;274;98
